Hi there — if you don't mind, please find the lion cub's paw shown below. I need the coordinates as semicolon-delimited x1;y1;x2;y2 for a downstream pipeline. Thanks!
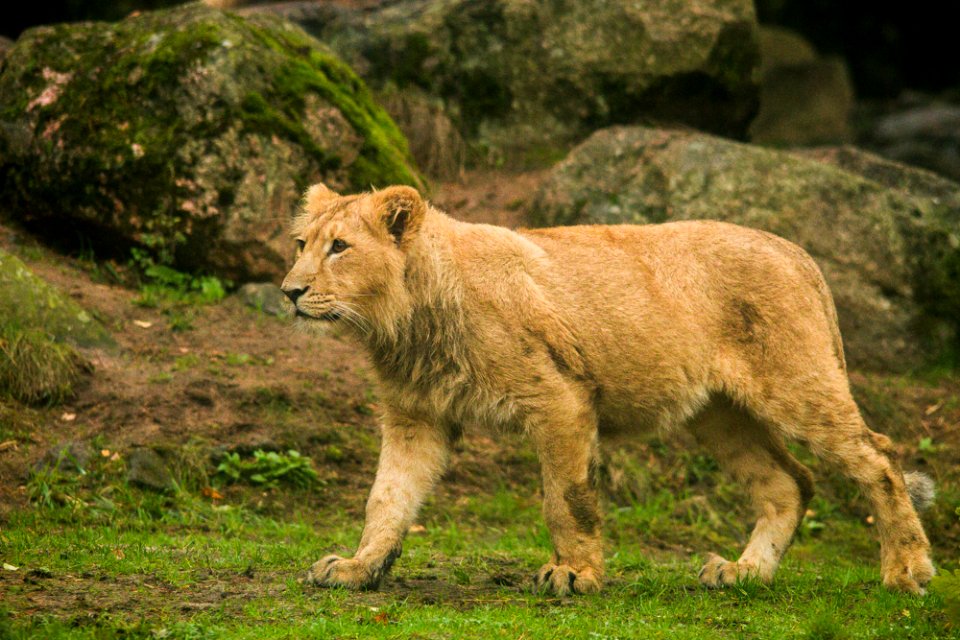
533;563;602;596
304;555;375;590
882;549;935;595
698;553;763;588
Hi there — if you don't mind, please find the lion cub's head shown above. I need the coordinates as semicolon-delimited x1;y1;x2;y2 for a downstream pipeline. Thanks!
281;183;426;331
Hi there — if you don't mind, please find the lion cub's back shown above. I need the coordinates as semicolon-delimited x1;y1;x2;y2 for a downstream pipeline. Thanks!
518;220;840;429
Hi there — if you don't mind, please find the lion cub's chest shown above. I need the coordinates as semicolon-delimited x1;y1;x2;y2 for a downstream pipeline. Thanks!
381;374;522;435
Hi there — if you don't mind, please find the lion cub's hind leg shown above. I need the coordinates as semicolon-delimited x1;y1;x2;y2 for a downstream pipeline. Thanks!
688;400;813;588
750;381;934;594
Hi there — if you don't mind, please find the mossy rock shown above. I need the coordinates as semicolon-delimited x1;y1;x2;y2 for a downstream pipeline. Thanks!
0;250;115;350
0;249;110;403
253;0;760;163
0;3;422;281
531;127;960;372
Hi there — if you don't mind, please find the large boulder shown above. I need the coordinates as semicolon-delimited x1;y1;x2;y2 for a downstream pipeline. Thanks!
861;103;960;183
531;127;960;371
247;0;761;160
0;3;422;281
749;26;853;146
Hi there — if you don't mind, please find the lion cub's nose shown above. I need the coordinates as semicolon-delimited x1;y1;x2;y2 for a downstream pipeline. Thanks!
282;284;308;303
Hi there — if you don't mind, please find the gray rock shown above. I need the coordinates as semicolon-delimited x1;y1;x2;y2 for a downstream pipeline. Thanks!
238;282;293;317
531;126;960;371
247;0;761;158
0;35;13;61
757;25;816;76
0;4;421;282
867;104;960;182
750;57;853;146
127;448;175;491
0;250;115;350
34;441;94;475
750;26;853;146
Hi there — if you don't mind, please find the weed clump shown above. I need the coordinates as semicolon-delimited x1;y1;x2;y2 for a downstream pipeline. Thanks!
0;325;90;405
216;449;319;489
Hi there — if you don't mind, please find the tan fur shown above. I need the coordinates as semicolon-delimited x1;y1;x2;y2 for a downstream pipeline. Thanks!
283;185;934;595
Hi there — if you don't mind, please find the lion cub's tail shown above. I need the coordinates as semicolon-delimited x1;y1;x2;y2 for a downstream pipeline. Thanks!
904;471;936;512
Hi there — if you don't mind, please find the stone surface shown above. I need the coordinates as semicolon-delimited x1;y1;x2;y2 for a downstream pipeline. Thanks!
750;26;853;146
238;282;292;316
0;3;421;281
757;25;815;76
0;250;115;350
34;441;94;475
247;0;761;158
531;127;960;371
377;85;465;181
0;35;13;61
127;448;176;491
864;104;960;182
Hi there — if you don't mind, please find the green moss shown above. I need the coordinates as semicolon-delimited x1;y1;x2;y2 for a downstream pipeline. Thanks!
0;249;115;350
236;17;422;189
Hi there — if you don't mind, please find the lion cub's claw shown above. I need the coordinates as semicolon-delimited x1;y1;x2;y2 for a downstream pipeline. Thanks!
533;563;602;596
698;553;761;588
304;555;375;590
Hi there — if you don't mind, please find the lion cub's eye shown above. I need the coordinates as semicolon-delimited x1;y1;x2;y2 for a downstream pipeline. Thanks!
295;239;305;252
329;238;349;255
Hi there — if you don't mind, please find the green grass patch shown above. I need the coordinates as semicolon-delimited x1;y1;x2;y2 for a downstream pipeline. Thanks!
2;445;957;638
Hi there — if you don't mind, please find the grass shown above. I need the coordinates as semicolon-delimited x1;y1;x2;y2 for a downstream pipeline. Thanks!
1;444;957;639
0;324;89;405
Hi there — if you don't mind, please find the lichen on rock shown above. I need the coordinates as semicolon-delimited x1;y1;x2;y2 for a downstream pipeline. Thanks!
0;3;422;281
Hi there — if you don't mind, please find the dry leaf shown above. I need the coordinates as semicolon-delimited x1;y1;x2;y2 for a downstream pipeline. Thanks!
61;412;76;422
133;320;153;329
0;440;19;453
101;449;111;457
373;612;390;625
407;524;427;536
924;402;943;416
202;487;225;500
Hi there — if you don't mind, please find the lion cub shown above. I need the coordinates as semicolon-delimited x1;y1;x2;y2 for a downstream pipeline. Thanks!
282;184;934;595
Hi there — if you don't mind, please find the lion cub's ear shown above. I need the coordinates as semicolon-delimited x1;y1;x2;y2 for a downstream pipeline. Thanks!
374;186;426;246
303;183;340;211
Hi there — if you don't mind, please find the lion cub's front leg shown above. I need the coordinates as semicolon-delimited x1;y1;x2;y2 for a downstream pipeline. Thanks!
306;417;449;590
529;401;605;596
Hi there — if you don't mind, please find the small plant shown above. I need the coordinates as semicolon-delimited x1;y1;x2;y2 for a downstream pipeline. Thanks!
931;568;960;626
27;449;86;509
215;450;319;489
131;248;228;309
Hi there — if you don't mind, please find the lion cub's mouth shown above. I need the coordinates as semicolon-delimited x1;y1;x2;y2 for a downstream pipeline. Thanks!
296;309;342;322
